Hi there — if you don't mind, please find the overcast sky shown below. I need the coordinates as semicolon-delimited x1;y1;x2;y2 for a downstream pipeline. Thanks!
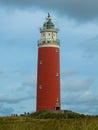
0;0;98;116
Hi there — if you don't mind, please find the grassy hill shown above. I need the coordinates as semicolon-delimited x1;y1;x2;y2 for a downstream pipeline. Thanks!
0;111;98;130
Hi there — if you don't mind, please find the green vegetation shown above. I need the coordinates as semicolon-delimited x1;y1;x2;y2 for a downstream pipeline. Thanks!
29;110;84;119
30;110;64;119
0;111;98;130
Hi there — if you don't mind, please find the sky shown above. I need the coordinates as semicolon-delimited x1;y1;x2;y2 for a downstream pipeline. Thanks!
0;0;98;116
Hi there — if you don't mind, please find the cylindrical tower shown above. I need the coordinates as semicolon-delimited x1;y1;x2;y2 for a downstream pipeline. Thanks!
36;13;60;111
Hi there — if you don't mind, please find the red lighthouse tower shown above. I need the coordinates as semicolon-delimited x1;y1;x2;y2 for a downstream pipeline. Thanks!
36;13;60;111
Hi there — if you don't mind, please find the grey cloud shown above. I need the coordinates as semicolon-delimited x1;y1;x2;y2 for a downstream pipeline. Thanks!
62;91;98;115
0;69;33;76
0;94;33;104
16;84;36;96
79;92;98;104
0;105;14;116
63;103;98;115
0;0;98;21
82;36;98;58
61;78;95;92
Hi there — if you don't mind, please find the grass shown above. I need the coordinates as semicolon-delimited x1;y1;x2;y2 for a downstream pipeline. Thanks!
0;116;98;130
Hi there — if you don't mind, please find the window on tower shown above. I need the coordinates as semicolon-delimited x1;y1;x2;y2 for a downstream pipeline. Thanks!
47;41;50;43
56;72;59;76
48;33;50;36
40;60;43;64
56;97;59;102
39;85;42;89
56;48;59;52
43;33;45;36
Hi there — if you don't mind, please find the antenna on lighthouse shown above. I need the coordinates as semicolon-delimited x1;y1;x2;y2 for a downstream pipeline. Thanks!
47;13;52;21
48;12;50;17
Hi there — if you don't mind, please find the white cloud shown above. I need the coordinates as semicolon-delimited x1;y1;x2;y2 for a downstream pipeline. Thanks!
61;69;78;77
61;77;95;92
22;76;36;87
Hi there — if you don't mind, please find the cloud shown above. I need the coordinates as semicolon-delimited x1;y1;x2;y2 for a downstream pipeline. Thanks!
0;105;14;116
81;36;98;58
61;77;95;92
0;69;33;77
62;91;98;106
61;77;97;114
79;92;98;104
61;69;78;77
11;70;33;75
62;91;98;115
0;94;33;104
22;77;36;87
0;0;98;21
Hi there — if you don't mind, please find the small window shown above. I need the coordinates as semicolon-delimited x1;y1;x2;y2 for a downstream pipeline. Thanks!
43;33;45;36
56;49;59;52
56;97;58;102
39;85;42;89
47;41;50;43
56;72;59;76
48;33;50;36
40;60;43;64
43;41;45;43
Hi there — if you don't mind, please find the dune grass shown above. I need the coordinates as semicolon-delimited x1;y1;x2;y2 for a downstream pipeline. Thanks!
0;116;98;130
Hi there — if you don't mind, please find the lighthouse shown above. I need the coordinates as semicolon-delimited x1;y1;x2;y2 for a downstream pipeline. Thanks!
36;13;60;111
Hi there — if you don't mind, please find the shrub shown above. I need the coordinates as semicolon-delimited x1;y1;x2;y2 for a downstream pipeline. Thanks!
30;110;64;119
